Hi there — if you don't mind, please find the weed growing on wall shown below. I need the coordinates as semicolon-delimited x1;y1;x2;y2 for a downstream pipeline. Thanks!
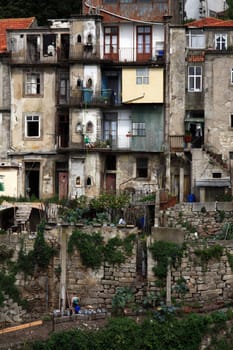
194;244;223;271
149;240;184;280
68;229;136;269
16;221;57;275
68;230;104;269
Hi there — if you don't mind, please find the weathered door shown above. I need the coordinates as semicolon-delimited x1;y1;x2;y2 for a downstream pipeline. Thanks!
59;172;68;200
106;174;116;193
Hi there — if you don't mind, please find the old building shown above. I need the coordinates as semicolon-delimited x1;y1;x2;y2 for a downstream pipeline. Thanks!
168;17;233;202
2;2;173;201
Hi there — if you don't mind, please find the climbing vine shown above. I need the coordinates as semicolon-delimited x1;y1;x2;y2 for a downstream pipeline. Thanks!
16;221;57;275
194;244;223;271
68;229;136;269
149;240;184;280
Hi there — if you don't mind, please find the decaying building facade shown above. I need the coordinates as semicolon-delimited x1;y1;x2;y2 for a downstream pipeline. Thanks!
168;18;233;202
2;0;178;200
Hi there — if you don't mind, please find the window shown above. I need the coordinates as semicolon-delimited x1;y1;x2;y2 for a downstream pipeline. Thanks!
136;158;148;178
187;30;205;48
43;34;56;56
136;68;149;84
25;72;41;95
132;122;146;136
103;0;117;3
137;26;151;58
25;115;40;138
86;121;93;133
230;114;233;128
188;66;202;92
213;172;222;178
215;34;227;50
104;27;118;55
103;113;117;143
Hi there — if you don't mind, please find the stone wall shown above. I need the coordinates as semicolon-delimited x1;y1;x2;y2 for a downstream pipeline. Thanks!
1;205;233;324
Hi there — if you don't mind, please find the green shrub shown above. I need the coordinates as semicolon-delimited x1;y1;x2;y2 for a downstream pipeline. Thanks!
149;240;184;280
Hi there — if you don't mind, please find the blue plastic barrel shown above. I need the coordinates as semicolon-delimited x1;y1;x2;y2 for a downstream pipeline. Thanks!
187;193;195;202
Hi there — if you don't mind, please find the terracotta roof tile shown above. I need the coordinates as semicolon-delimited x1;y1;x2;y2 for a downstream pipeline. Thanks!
0;17;35;53
187;17;233;28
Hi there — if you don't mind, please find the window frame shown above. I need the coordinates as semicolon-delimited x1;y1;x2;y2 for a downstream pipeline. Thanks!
104;26;119;56
136;26;152;59
136;68;149;85
215;33;227;50
231;68;233;84
187;30;205;49
136;157;148;179
132;122;146;136
24;113;41;139
24;71;43;96
188;66;202;92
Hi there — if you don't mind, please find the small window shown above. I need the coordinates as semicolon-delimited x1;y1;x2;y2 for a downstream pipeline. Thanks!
132;122;146;136
230;114;233;128
188;66;202;92
231;68;233;84
136;158;148;178
213;172;222;178
136;68;149;84
86;176;92;186
25;72;41;95
25;115;40;138
215;33;227;50
77;34;82;43
86;121;93;133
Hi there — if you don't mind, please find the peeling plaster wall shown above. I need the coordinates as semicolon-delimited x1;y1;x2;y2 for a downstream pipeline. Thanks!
11;68;56;153
169;27;186;136
205;55;233;160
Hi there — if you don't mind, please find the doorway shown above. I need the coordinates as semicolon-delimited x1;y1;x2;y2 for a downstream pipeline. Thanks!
25;162;40;199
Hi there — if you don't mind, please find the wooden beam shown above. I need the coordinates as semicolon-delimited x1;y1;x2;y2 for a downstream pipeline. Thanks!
0;320;43;334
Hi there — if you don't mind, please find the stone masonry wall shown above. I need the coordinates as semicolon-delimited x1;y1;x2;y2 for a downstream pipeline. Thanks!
1;203;233;324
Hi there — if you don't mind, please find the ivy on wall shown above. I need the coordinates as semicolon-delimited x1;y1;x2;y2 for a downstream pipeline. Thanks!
149;240;184;280
67;229;136;269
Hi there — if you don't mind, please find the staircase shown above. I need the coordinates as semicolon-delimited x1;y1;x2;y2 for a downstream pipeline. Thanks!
15;204;32;231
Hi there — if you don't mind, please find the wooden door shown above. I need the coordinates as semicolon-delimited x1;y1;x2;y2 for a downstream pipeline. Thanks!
106;174;116;193
59;172;68;200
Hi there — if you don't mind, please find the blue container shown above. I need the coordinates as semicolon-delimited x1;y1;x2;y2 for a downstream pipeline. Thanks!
187;193;195;202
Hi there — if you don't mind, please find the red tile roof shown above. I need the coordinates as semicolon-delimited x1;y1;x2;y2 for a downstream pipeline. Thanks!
187;17;233;28
0;17;36;53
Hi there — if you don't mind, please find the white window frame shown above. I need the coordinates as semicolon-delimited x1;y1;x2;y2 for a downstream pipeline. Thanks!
188;66;202;92
25;72;42;95
231;68;233;84
25;114;41;138
215;33;227;50
136;68;149;85
187;31;205;49
132;122;146;136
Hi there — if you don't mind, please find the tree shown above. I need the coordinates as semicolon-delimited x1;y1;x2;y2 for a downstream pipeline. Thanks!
0;0;82;24
226;0;233;19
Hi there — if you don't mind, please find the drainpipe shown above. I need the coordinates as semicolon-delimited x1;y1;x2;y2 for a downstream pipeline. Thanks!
164;16;172;193
59;224;67;314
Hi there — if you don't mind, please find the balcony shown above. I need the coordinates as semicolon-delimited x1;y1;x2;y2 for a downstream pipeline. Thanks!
69;89;118;106
69;46;165;63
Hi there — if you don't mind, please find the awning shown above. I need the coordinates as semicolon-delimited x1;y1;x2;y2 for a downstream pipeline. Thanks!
196;177;230;187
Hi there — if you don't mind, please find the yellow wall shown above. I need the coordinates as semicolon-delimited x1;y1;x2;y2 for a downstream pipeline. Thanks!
122;68;164;103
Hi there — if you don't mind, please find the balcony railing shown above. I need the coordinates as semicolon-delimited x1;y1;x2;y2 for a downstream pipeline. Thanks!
69;46;165;63
69;89;118;106
10;45;165;64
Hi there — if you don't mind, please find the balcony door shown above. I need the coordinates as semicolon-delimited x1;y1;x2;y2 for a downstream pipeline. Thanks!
137;26;152;61
104;27;119;60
